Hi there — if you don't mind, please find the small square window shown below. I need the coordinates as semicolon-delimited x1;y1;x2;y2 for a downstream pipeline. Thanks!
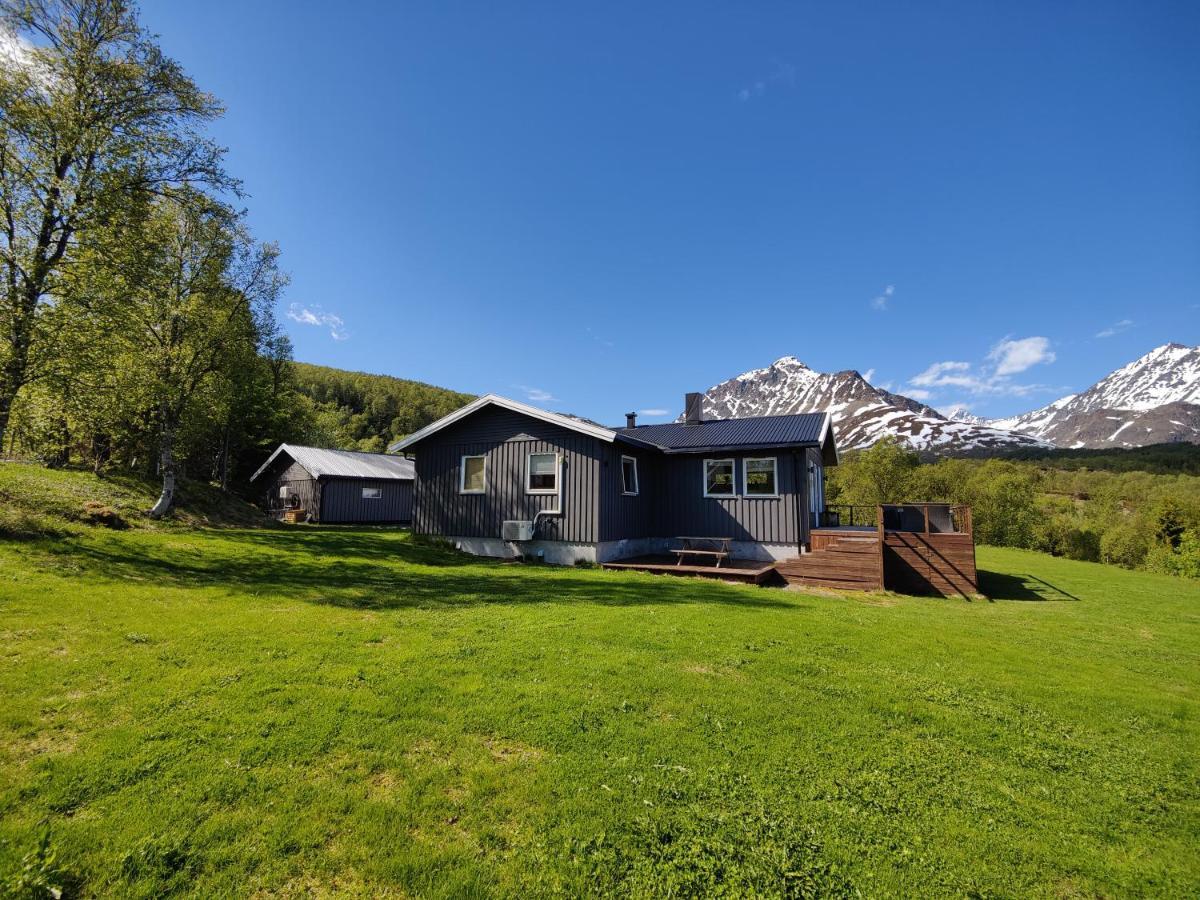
279;485;289;499
527;453;558;493
362;486;382;500
744;458;778;496
621;455;639;495
704;459;735;497
461;455;486;493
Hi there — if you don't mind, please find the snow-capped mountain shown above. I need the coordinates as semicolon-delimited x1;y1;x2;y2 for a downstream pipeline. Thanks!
983;343;1200;448
694;357;1051;454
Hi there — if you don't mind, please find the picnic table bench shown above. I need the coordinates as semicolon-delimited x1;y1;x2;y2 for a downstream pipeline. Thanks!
673;536;733;568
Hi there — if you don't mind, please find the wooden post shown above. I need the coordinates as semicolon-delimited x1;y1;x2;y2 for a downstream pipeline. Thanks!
923;504;930;534
876;505;886;591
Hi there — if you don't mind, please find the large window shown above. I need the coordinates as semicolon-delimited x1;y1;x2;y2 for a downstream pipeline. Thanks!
744;457;778;497
527;453;558;493
703;458;736;497
362;486;382;500
460;455;486;493
621;455;639;495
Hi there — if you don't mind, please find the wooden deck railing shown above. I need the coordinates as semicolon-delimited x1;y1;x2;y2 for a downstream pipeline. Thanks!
821;503;973;535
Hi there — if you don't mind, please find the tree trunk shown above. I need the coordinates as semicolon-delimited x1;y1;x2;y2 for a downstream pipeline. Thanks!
0;387;14;459
149;421;177;519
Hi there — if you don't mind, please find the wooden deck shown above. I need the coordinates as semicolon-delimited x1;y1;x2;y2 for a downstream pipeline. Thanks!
601;555;778;585
778;505;980;598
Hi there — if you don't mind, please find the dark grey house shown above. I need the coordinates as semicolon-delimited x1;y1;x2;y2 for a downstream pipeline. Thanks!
250;444;414;524
391;393;837;564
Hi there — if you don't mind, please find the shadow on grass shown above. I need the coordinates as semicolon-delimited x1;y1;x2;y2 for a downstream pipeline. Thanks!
978;570;1082;601
52;527;795;611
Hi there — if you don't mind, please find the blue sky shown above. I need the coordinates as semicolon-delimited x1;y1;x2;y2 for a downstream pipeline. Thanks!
142;1;1198;423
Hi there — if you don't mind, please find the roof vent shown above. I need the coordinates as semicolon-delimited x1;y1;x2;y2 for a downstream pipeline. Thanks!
626;412;637;428
684;393;703;426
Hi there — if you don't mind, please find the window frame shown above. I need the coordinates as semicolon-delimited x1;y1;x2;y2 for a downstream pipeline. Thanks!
459;455;486;494
278;485;290;499
743;456;780;498
702;458;737;499
526;452;559;495
620;455;639;496
361;486;383;500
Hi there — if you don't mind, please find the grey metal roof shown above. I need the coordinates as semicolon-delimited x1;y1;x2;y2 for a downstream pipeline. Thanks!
615;413;831;453
250;444;415;482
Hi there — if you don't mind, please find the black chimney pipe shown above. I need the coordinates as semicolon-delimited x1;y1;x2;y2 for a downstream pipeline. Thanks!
685;392;703;425
626;412;637;428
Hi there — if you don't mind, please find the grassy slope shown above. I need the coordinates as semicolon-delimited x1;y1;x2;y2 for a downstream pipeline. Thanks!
1;525;1197;897
0;462;272;537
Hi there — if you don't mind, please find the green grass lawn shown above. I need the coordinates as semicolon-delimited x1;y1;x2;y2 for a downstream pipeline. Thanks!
1;525;1198;897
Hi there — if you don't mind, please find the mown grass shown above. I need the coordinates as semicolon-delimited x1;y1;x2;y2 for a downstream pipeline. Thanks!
1;524;1198;897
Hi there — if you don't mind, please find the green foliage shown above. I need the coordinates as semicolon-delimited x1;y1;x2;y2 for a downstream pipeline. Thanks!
825;437;918;505
1;527;1199;895
830;440;1200;578
290;362;473;452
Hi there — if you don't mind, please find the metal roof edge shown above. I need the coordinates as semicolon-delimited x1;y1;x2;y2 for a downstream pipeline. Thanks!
250;443;294;482
391;394;616;452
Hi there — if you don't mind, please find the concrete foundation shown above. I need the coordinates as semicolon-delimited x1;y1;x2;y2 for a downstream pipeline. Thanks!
444;535;799;566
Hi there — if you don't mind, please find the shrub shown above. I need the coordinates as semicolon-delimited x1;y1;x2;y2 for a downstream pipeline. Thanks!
1100;522;1149;569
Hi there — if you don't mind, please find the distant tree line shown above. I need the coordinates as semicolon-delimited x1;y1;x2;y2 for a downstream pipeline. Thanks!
829;439;1200;578
0;1;470;513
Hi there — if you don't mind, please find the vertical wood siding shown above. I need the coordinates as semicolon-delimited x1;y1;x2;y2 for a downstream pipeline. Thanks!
262;461;320;519
319;478;412;523
647;451;806;545
412;406;602;542
411;406;813;548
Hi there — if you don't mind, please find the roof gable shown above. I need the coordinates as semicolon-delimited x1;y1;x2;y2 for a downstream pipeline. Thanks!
389;394;616;452
251;445;415;482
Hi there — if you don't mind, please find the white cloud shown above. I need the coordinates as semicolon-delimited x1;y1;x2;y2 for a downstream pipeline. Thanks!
1095;319;1133;339
286;303;348;341
639;408;670;417
911;361;975;389
862;368;876;383
907;336;1058;401
987;336;1056;376
737;59;796;102
905;388;933;401
870;285;894;311
517;385;557;403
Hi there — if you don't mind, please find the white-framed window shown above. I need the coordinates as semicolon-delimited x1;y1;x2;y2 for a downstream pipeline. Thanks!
703;458;736;498
460;455;486;494
527;452;559;494
279;485;290;499
362;486;382;500
744;457;778;497
621;455;639;495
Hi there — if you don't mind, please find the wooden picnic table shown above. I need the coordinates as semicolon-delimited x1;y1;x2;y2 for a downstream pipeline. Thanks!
673;536;732;568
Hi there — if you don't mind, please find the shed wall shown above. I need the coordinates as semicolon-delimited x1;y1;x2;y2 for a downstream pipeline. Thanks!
320;478;412;523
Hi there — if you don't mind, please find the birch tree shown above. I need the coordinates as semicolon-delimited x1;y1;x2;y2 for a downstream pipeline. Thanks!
74;191;284;516
0;0;229;450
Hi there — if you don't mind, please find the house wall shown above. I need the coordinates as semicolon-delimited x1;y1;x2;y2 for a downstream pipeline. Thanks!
598;444;659;541
320;478;412;523
647;451;808;547
410;405;604;542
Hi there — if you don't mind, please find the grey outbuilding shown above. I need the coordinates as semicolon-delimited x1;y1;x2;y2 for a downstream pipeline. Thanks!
250;444;413;524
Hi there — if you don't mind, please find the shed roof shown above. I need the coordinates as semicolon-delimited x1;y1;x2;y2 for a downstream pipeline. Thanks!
250;444;415;482
615;412;834;456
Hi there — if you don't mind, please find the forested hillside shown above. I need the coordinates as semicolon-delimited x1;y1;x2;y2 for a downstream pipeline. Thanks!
829;440;1200;578
291;362;473;453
